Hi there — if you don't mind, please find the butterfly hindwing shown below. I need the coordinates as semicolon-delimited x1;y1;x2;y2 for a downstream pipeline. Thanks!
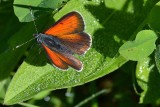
58;32;91;55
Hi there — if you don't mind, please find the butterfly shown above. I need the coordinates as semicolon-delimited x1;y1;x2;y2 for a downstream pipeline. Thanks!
34;11;92;71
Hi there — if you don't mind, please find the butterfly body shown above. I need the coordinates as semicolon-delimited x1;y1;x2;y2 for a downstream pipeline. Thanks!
35;33;72;54
35;11;91;71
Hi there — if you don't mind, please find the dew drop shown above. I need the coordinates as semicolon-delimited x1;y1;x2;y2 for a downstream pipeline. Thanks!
44;96;50;101
96;19;99;22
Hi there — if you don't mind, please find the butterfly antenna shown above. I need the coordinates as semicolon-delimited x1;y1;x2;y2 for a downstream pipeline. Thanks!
15;38;36;49
29;7;39;34
13;7;39;50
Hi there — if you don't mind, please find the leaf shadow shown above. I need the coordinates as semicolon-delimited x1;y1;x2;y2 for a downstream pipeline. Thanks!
84;0;151;58
0;5;55;80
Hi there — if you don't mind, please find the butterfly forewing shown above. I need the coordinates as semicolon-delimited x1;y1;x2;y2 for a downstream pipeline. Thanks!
42;45;69;70
45;12;84;36
43;44;82;70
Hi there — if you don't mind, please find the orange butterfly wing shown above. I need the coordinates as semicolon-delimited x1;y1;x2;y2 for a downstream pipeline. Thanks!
42;45;82;70
45;11;84;36
42;45;68;70
44;11;91;55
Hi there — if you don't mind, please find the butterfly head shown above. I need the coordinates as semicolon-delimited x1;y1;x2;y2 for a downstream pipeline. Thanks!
33;33;39;38
33;33;44;43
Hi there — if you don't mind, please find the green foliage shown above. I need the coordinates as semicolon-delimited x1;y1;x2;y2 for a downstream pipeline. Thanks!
148;2;160;32
0;0;160;106
155;45;160;73
14;0;68;22
136;57;160;104
119;30;157;61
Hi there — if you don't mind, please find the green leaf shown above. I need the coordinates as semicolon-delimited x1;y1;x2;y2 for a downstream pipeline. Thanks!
136;57;160;104
119;30;157;61
14;0;68;22
148;1;160;32
4;0;160;105
0;16;48;80
155;45;160;73
0;1;34;80
136;58;150;90
32;90;50;100
0;78;10;103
